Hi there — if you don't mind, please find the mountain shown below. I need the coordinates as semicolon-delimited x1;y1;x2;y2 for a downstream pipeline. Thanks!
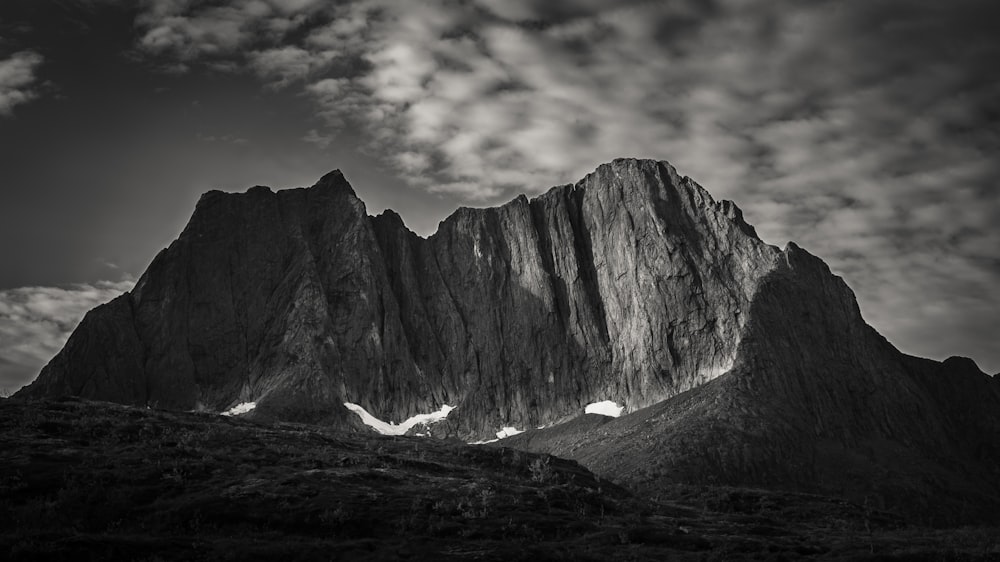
18;158;775;434
16;158;1000;522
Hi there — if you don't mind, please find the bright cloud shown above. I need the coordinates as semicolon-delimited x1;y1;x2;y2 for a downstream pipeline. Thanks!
0;279;135;391
0;51;44;116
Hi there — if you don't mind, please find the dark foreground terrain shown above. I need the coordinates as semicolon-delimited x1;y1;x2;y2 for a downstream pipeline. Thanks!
2;398;998;561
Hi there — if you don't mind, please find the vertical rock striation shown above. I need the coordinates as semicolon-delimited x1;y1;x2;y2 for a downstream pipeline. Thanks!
368;159;780;436
20;159;776;436
505;239;1000;523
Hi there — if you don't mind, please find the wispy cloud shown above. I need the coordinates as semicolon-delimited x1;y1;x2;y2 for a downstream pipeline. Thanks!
123;0;1000;371
249;46;338;87
0;279;135;391
134;0;330;64
0;50;44;116
301;128;333;149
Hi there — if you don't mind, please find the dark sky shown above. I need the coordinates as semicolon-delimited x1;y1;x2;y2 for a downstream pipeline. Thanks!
1;0;998;390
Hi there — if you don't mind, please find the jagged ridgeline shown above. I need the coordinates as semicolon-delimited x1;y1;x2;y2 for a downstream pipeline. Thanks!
21;159;774;434
17;158;1000;521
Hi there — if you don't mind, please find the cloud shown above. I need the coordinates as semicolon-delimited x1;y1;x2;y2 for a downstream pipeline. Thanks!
134;0;329;64
304;76;373;128
301;128;333;149
249;45;337;86
286;1;773;199
305;4;370;49
393;151;431;174
126;0;1000;371
0;280;135;392
0;50;44;116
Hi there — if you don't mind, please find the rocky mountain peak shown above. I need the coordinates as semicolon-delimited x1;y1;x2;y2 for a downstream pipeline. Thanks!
25;158;781;436
313;168;357;195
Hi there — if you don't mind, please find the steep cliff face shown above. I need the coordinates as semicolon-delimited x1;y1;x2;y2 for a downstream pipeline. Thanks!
20;159;783;438
370;159;779;436
23;171;418;427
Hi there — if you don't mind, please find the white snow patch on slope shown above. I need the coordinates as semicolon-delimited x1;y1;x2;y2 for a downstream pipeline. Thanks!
469;426;528;445
344;402;455;436
496;426;523;439
222;402;256;416
585;400;624;417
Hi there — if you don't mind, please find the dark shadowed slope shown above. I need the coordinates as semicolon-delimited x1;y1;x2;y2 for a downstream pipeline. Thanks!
4;397;999;560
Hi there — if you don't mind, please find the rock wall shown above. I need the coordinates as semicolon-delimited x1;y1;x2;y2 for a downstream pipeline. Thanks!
370;159;780;436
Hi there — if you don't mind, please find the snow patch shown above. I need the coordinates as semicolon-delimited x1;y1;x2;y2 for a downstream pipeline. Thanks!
496;426;523;439
585;400;624;417
222;402;256;416
468;425;527;445
344;402;455;436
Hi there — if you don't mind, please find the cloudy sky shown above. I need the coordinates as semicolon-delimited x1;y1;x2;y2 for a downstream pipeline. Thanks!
1;0;998;390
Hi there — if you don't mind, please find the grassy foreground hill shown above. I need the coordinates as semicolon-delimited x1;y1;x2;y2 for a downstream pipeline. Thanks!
1;397;998;561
